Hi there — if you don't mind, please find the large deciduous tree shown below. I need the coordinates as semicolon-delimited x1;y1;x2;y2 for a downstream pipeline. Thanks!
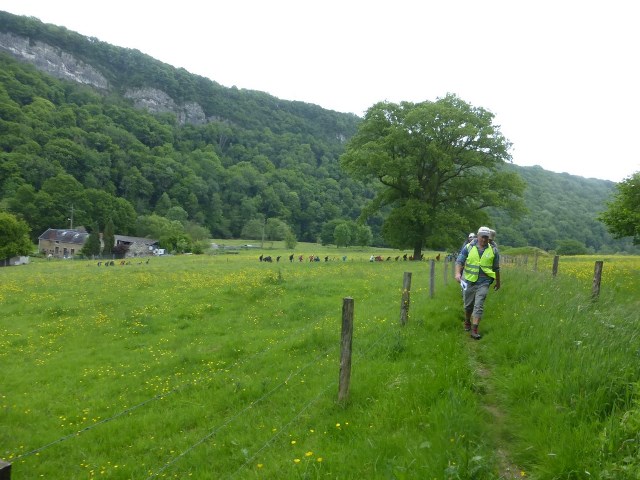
598;172;640;244
340;94;525;258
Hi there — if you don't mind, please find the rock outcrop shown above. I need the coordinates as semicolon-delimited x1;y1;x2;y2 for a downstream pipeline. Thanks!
0;31;109;90
124;88;207;125
0;31;208;126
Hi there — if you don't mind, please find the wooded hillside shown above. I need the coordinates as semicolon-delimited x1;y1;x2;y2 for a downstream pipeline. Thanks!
1;11;636;254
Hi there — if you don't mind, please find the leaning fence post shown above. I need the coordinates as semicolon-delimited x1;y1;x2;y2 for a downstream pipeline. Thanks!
592;261;603;299
0;460;11;480
338;297;354;403
552;255;559;277
399;272;412;326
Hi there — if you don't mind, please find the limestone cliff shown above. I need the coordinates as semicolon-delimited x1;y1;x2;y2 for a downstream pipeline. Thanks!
0;31;109;89
0;31;207;125
123;87;207;125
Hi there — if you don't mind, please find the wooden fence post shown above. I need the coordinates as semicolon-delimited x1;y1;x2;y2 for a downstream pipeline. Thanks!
592;261;603;299
429;259;435;298
338;297;354;403
443;258;448;285
400;272;412;326
0;460;11;480
552;255;559;277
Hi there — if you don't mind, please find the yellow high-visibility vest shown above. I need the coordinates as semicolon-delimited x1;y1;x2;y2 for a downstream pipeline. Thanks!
463;243;496;282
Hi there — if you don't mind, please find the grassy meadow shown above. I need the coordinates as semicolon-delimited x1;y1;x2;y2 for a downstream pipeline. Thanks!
1;243;640;479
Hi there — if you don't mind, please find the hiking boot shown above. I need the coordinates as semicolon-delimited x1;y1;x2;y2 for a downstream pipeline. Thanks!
470;331;482;340
464;321;471;331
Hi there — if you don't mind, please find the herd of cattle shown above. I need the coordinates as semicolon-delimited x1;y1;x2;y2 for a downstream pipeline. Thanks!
258;253;449;263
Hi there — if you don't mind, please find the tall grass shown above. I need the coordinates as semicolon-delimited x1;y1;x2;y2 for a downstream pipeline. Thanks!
1;250;639;479
482;255;640;479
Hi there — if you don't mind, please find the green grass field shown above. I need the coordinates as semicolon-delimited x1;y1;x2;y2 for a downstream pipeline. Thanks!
2;246;639;479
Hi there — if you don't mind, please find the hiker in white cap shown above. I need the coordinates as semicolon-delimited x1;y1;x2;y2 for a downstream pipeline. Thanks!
455;226;501;340
463;232;476;249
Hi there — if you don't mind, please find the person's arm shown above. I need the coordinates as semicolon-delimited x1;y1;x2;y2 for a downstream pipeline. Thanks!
454;247;467;283
493;249;501;290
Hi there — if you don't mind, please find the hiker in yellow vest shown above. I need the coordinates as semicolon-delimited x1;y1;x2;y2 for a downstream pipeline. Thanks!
455;226;501;339
458;232;476;297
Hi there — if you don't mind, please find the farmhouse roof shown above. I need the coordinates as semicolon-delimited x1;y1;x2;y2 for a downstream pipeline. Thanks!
38;228;89;245
114;235;159;246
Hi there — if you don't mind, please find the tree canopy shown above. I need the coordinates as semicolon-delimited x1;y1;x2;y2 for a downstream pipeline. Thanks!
0;211;33;259
340;95;526;257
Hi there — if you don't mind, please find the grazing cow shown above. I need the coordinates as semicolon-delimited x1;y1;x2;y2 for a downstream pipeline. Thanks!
263;255;272;262
259;254;263;262
435;254;441;261
276;256;281;262
375;255;384;262
395;256;399;261
289;254;294;262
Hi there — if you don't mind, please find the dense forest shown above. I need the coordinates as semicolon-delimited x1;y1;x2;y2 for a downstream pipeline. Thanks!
0;11;637;254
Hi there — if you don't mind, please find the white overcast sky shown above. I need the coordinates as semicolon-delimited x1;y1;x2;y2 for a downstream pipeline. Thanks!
1;0;638;182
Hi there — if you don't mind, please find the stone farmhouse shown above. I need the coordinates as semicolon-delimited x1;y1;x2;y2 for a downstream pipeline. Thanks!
38;228;89;258
113;235;160;257
38;229;159;258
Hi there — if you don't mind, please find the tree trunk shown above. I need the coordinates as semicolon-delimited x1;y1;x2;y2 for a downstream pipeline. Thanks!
412;244;422;261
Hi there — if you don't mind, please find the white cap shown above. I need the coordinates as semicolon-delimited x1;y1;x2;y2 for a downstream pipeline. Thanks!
468;232;476;238
477;226;492;237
